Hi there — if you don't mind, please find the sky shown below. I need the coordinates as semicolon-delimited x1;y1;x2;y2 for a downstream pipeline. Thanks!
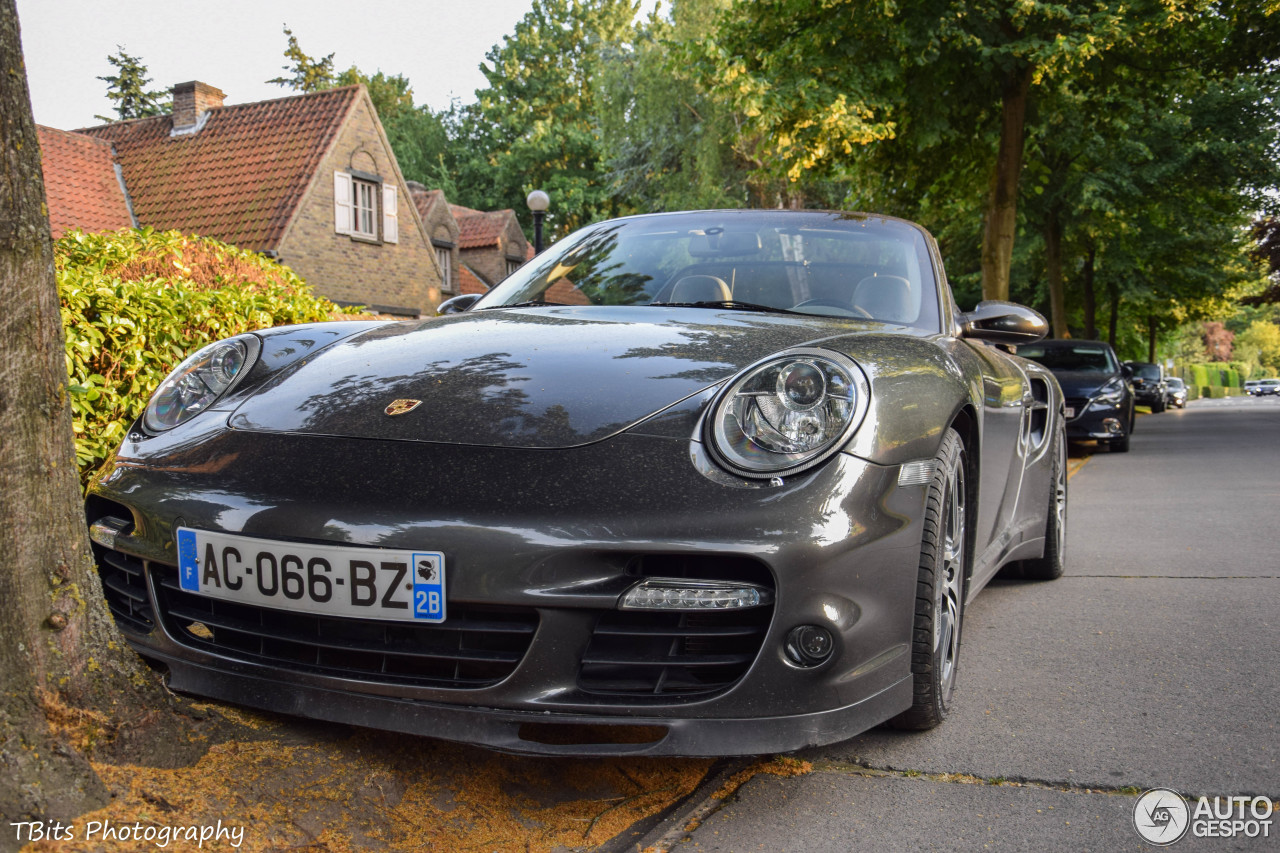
15;0;657;130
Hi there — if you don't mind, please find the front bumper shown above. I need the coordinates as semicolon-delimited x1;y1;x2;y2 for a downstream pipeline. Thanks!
88;422;927;755
1064;398;1129;441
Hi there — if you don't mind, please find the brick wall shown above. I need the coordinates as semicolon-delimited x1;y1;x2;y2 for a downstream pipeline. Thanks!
278;95;442;315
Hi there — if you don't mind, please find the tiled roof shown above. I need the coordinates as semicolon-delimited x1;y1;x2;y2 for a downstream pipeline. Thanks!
408;185;445;219
79;86;360;251
38;125;134;238
450;203;515;249
458;264;489;294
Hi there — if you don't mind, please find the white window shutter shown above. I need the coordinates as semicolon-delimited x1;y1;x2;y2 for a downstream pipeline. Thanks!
333;172;352;234
382;184;398;244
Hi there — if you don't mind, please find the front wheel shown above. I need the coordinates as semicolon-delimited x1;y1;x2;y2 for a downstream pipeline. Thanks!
889;428;967;730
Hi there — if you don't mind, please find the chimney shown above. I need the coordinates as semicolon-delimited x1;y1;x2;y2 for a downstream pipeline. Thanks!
171;81;225;134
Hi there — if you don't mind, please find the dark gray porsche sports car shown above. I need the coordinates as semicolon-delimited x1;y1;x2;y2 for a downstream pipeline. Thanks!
86;210;1066;756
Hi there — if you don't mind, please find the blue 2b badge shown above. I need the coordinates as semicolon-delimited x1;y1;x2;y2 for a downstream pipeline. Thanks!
411;552;446;621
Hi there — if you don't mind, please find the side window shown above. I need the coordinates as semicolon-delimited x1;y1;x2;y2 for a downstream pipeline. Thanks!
436;246;453;290
352;178;377;239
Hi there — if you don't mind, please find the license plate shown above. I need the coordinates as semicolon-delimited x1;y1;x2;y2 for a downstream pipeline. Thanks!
175;528;445;623
1064;406;1075;418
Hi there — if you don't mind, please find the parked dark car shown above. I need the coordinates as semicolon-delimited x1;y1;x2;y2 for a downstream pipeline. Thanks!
1018;339;1134;452
1164;376;1188;409
1125;361;1167;412
85;209;1067;757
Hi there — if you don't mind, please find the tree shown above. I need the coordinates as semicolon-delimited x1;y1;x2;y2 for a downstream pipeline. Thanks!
1201;321;1234;361
2;1;177;823
696;0;1225;302
1242;218;1280;306
597;0;756;212
1235;320;1280;373
266;25;335;92
95;46;168;121
450;0;639;235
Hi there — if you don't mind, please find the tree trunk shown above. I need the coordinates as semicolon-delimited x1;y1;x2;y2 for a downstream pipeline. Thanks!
1;1;170;823
1044;205;1067;338
1107;280;1120;348
1148;314;1158;363
980;64;1033;302
1081;246;1097;340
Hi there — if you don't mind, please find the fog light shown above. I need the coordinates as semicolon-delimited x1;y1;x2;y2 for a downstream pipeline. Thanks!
1102;418;1122;434
785;625;835;667
88;516;131;549
618;578;772;611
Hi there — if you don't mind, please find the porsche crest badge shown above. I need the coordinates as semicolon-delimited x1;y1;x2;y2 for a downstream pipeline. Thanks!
385;399;423;416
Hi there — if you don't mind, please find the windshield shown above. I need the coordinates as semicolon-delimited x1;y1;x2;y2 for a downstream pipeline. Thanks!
1129;363;1161;380
1018;343;1119;373
474;211;941;330
1167;378;1184;388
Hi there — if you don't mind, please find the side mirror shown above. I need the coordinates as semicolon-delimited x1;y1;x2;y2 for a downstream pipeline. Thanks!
960;301;1048;344
1121;364;1134;379
437;293;482;315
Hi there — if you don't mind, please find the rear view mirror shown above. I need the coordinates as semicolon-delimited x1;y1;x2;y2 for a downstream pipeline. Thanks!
437;293;482;315
961;301;1048;344
688;231;763;258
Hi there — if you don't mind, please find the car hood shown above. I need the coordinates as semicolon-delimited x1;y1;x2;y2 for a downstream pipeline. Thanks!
1048;369;1120;398
229;306;876;449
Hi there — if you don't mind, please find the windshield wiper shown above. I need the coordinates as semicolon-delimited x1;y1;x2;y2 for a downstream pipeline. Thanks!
654;300;801;315
482;301;567;309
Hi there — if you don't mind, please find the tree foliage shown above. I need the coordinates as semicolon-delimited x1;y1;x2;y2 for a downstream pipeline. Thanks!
96;46;169;121
266;26;336;92
448;0;638;235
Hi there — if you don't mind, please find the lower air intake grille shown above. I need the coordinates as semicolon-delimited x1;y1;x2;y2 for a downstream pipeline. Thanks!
151;566;537;690
577;607;772;697
94;546;156;634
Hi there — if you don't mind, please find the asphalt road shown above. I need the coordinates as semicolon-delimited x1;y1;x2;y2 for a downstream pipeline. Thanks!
628;395;1280;853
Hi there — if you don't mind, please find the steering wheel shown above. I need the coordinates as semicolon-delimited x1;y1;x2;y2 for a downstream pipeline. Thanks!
792;299;872;319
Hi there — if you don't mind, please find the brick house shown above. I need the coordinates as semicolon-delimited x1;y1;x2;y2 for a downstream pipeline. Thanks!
37;125;136;238
406;183;460;296
450;203;530;290
75;81;443;316
406;185;532;296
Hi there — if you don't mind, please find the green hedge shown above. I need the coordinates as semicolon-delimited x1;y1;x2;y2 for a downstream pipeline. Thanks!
1183;362;1246;389
59;229;351;483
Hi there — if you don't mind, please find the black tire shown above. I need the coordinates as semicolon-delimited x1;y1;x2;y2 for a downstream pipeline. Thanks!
1004;426;1066;581
1151;399;1166;413
1108;433;1130;453
889;428;967;730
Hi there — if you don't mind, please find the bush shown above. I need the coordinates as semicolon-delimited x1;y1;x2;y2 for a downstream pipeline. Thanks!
59;229;350;483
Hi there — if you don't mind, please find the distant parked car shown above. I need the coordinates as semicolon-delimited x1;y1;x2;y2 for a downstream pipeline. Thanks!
1256;378;1280;396
1125;361;1167;412
1164;377;1188;409
1018;340;1135;452
1245;379;1262;396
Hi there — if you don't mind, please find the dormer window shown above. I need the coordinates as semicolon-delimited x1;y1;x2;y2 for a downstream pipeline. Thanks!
334;170;397;244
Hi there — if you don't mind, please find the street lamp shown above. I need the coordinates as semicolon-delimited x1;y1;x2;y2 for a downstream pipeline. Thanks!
526;189;550;254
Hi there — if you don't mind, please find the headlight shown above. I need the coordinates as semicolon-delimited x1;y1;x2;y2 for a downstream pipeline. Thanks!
1095;377;1125;405
707;349;869;478
143;334;261;432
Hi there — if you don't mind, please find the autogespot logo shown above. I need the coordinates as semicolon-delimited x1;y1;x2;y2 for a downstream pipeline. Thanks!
1134;788;1191;846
